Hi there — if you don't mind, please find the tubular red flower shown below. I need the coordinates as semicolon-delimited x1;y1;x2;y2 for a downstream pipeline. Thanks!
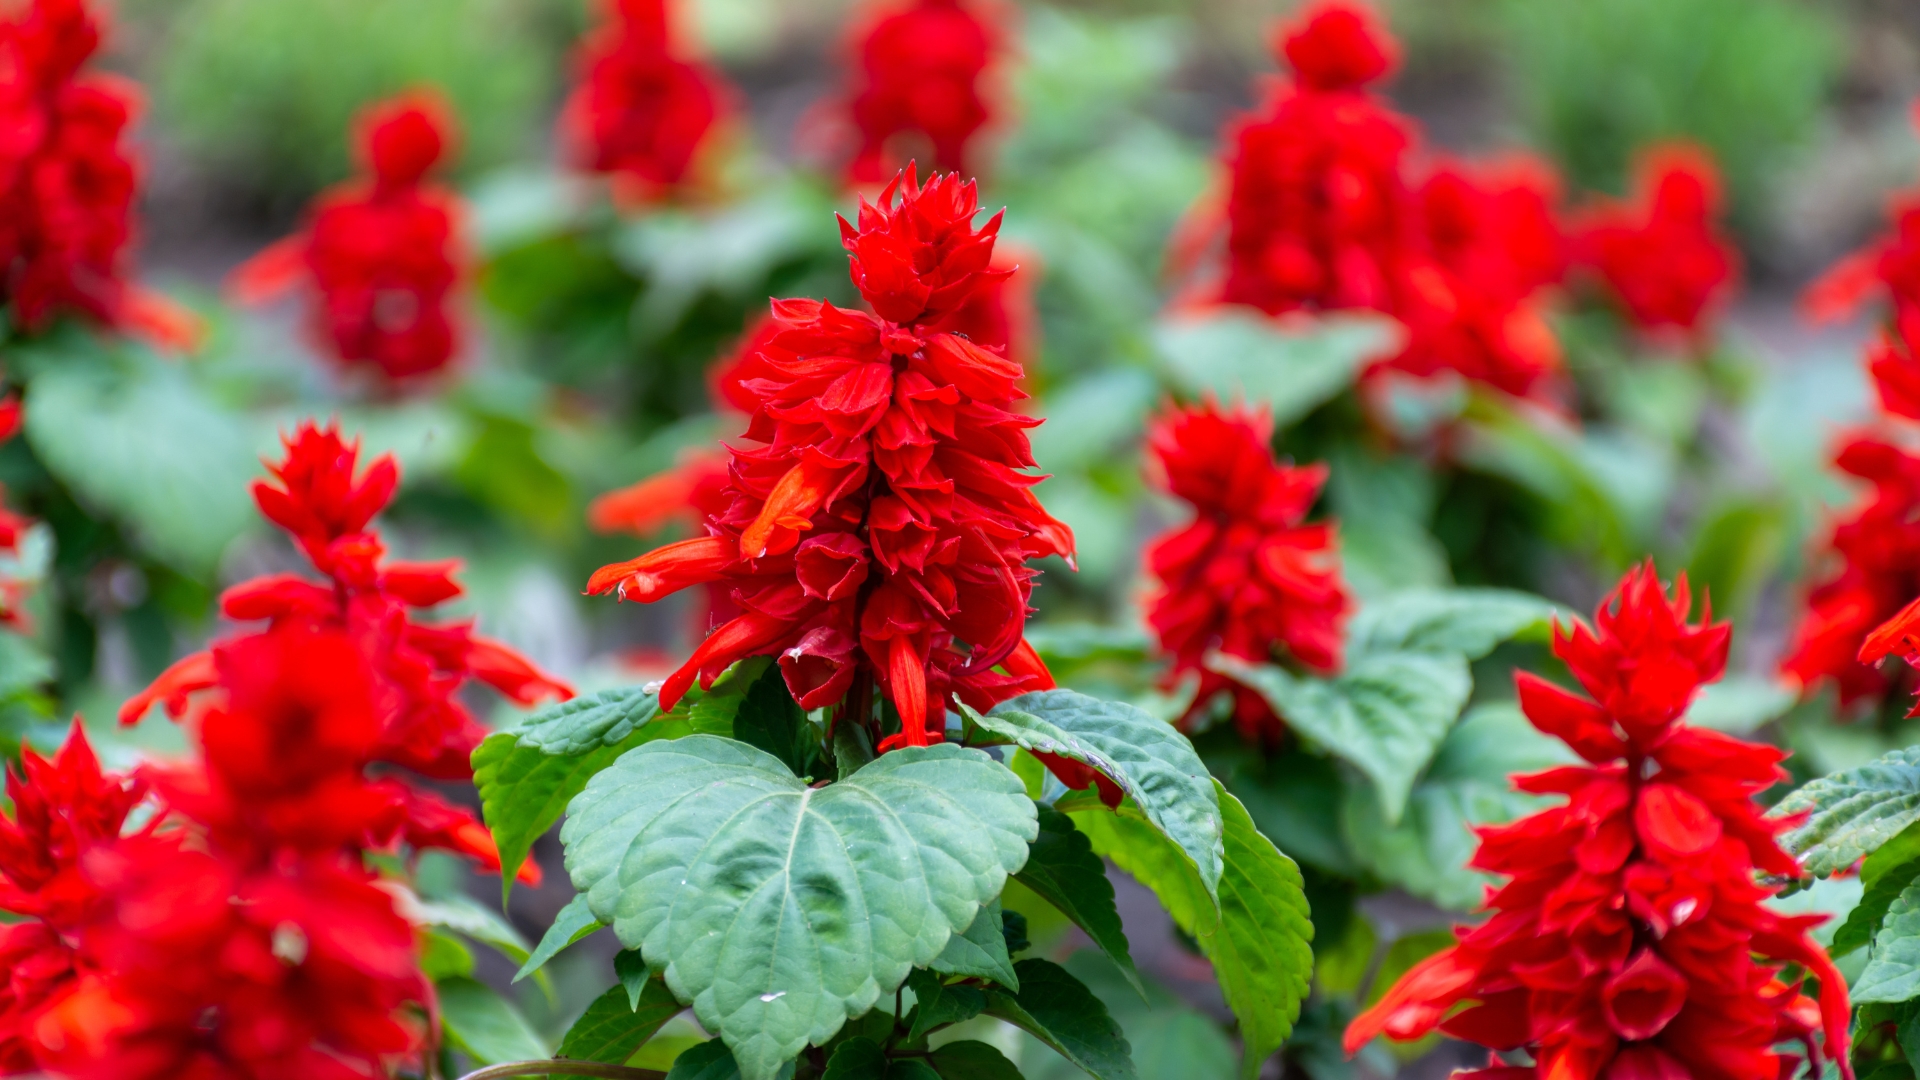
842;0;1002;184
1571;144;1739;338
561;0;729;197
1346;563;1850;1080
1142;399;1350;743
228;94;466;383
590;167;1073;752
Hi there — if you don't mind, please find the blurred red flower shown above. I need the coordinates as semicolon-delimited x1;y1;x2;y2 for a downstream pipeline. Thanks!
1347;563;1850;1080
844;0;1003;184
229;95;466;384
562;0;730;198
1572;144;1740;339
1143;399;1348;743
1804;104;1920;352
0;395;33;628
589;168;1073;752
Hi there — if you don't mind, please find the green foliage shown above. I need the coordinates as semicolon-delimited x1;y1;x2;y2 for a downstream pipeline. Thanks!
559;736;1037;1080
974;689;1224;894
904;969;986;1044
516;893;601;983
1153;312;1402;430
1834;824;1920;958
1013;807;1141;996
1857;880;1920;1004
1776;747;1920;877
732;662;824;780
437;976;548;1065
928;1041;1026;1079
554;978;684;1067
928;901;1021;990
151;0;555;207
1498;0;1839;234
983;959;1137;1080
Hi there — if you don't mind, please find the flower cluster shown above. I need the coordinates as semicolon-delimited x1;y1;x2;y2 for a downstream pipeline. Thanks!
0;0;181;341
0;422;575;1075
1571;145;1740;340
230;96;467;384
1346;564;1850;1080
843;0;1002;184
0;396;33;627
562;0;729;198
589;168;1074;751
1143;400;1348;743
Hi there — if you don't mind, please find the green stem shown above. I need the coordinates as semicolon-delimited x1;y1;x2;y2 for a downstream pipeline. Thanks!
455;1062;668;1080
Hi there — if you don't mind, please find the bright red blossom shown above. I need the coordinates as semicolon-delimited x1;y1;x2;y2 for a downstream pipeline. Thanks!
562;0;729;196
1572;145;1739;338
1779;432;1920;709
230;95;466;383
1347;564;1850;1080
1144;400;1348;743
844;0;1002;184
590;168;1073;752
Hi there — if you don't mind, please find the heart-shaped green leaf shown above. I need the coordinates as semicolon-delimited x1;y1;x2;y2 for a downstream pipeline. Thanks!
975;690;1222;898
1777;747;1920;877
561;736;1037;1080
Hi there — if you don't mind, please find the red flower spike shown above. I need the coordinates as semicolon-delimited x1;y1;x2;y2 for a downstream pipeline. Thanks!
1572;143;1740;338
1279;1;1398;92
561;0;730;197
1781;431;1920;710
588;169;1072;751
1346;562;1851;1080
1142;399;1350;743
843;0;1002;184
228;93;467;384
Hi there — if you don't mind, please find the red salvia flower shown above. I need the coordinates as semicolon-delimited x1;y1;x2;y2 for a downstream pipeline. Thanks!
120;422;571;873
1781;432;1920;709
1572;144;1740;339
589;168;1073;752
1804;103;1920;353
1346;563;1851;1080
1210;1;1413;318
844;0;1002;184
1143;399;1349;743
561;0;729;198
1381;156;1566;401
229;95;466;383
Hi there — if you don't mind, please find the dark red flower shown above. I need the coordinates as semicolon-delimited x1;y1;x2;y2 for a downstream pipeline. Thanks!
1143;399;1349;743
589;168;1073;752
843;0;1002;184
1779;432;1920;709
229;94;466;383
1209;2;1414;318
1346;563;1850;1080
1572;144;1739;338
561;0;729;197
1379;155;1566;401
120;422;571;870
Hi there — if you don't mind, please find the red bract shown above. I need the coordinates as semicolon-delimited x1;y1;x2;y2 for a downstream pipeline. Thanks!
561;0;729;197
844;0;1002;184
120;422;572;871
229;95;466;383
589;168;1073;751
1213;1;1414;317
1780;433;1920;709
1143;400;1348;743
1572;144;1739;339
1346;563;1850;1080
1381;156;1566;401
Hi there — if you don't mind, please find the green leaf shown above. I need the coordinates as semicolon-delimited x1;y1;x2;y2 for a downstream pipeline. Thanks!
822;1037;887;1079
477;676;744;900
556;980;684;1065
437;976;548;1064
618;948;651;1009
405;891;534;968
1014;807;1140;997
1776;747;1920;877
984;958;1136;1080
516;892;602;983
561;736;1038;1080
1681;674;1796;735
420;931;474;982
22;337;261;576
1855;880;1920;1003
0;630;52;700
1345;588;1555;660
929;900;1020;990
1835;823;1920;957
927;1040;1025;1080
1213;651;1471;824
1153;309;1400;427
906;969;987;1044
1072;783;1313;1078
977;689;1223;897
666;1039;756;1080
732;663;821;780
